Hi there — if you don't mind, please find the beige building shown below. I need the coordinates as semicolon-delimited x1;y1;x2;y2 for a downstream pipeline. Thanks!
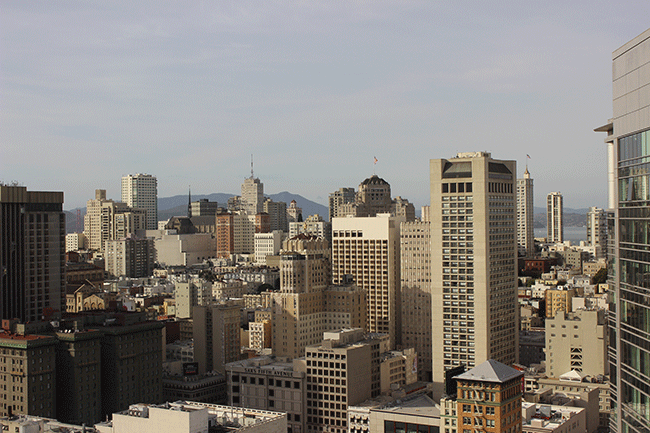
270;236;367;359
586;207;607;259
249;320;272;351
304;329;387;433
430;152;518;387
545;287;577;318
66;232;86;252
254;230;283;264
104;236;154;278
331;214;404;347
517;167;535;257
289;214;331;245
328;187;356;222
175;278;212;319
84;189;146;252
95;401;287;433
546;309;607;378
399;220;432;381
264;199;288;232
193;302;241;374
121;173;158;230
547;192;564;243
226;356;306;433
241;175;264;215
379;348;418;394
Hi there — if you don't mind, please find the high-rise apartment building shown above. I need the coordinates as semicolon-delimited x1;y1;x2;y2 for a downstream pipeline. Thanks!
104;236;154;278
516;167;535;257
263;198;288;232
270;236;366;359
597;28;650;432
331;214;404;348
193;302;241;374
546;192;564;243
121;173;158;230
328;187;356;222
241;176;264;215
587;206;607;259
430;152;518;388
0;185;65;322
305;329;386;433
84;189;146;251
400;220;432;381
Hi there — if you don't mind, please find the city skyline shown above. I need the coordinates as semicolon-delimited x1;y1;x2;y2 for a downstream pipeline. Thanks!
3;2;650;211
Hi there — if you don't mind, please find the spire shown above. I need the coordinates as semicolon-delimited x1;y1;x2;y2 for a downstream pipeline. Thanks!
524;166;530;179
251;154;254;179
188;186;192;218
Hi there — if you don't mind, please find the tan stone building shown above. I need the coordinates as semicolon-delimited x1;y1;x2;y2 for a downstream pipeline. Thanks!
545;287;577;318
430;153;518;388
305;329;387;433
331;214;404;348
399;220;432;381
83;189;146;252
121;173;158;230
546;309;607;378
517;167;535;257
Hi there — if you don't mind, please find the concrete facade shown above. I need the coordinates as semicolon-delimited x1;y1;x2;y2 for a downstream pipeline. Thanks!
121;174;158;230
517;167;535;257
430;153;519;387
546;192;563;243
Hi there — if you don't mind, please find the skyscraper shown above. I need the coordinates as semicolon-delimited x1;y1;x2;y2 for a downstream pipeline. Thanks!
546;191;563;243
586;206;607;259
121;173;158;230
331;214;404;348
597;28;650;432
429;152;518;389
0;185;65;322
328;187;356;221
516;167;534;257
84;189;146;251
241;177;264;215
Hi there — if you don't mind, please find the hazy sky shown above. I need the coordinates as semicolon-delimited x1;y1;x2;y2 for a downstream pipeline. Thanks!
2;1;649;211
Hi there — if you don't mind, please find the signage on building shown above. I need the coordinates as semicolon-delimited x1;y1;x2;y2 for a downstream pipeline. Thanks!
183;362;199;376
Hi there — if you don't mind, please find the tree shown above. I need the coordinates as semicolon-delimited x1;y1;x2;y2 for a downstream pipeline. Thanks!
591;267;608;285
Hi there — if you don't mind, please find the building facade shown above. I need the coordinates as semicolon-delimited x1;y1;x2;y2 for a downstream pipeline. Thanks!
586;207;607;259
121;174;158;230
193;303;241;374
546;192;564;243
331;214;404;348
517;167;535;257
0;185;65;322
242;176;264;215
597;27;650;432
430;152;518;388
328;187;356;222
399;220;432;381
104;236;154;278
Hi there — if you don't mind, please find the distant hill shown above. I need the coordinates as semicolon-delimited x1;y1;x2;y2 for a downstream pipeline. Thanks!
66;191;329;233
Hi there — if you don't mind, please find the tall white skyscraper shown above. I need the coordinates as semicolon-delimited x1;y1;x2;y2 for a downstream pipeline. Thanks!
121;173;158;230
241;177;264;215
516;167;534;257
430;152;518;389
546;191;563;243
586;206;607;259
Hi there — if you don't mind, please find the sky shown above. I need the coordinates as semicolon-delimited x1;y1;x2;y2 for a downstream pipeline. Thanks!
2;1;650;211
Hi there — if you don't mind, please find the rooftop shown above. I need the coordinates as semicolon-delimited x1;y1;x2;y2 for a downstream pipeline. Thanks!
454;359;524;383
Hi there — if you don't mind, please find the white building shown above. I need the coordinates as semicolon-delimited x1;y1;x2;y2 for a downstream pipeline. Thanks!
517;167;535;257
154;231;216;266
521;402;587;433
254;230;283;264
586;207;607;259
121;173;158;230
547;192;564;243
66;232;86;252
241;176;264;215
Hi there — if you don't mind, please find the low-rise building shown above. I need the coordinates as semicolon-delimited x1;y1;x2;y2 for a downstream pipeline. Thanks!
522;402;587;433
94;401;287;433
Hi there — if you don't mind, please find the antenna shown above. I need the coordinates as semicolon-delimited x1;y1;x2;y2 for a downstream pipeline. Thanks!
251;154;254;178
